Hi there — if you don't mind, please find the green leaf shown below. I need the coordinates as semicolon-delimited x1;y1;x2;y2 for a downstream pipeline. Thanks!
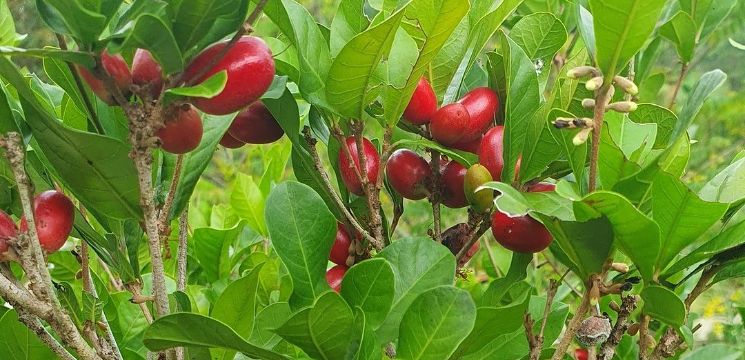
167;112;234;220
510;12;567;63
36;0;107;44
382;0;470;124
479;181;574;221
576;4;596;61
329;0;368;56
651;172;728;270
547;108;587;190
598;126;641;189
641;285;685;327
696;0;738;42
163;71;227;104
56;282;84;329
275;292;356;360
211;264;264;360
500;31;541;184
712;262;745;285
0;46;95;67
327;7;406;119
628;103;678;149
540;215;614;280
0;310;56;359
604;112;657;163
480;253;532;306
699;157;745;204
670;69;727;143
589;0;666;81
340;258;395;329
393;138;477;167
398;286;476;360
576;191;660;281
665;220;745;277
117;14;183;74
0;57;142;219
659;11;696;63
193;224;243;282
249;302;292;348
143;313;287;360
453;294;529;358
681;344;742;360
231;173;267;236
0;0;19;46
352;309;382;360
376;237;456;342
265;181;337;308
171;0;249;56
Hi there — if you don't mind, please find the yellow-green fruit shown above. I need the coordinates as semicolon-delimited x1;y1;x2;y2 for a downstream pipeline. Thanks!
464;164;493;213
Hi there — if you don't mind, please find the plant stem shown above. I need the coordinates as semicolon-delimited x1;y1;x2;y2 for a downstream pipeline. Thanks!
81;243;123;360
526;279;560;359
177;208;189;292
588;86;613;192
160;153;185;233
668;62;689;110
550;275;599;360
455;215;491;262
18;311;76;360
639;315;652;360
429;150;442;242
598;295;638;360
55;34;104;134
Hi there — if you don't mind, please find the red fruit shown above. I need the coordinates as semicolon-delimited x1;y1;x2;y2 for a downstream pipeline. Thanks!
77;50;132;105
479;126;521;181
132;49;163;99
430;103;472;146
219;132;245;149
386;149;431;200
157;105;203;154
337;137;380;196
575;349;588;360
457;87;499;132
0;210;17;254
528;182;556;192
20;190;75;253
183;36;275;115
440;160;468;208
451;136;482;154
491;211;552;253
403;77;437;125
330;224;351;266
326;265;347;292
227;101;284;144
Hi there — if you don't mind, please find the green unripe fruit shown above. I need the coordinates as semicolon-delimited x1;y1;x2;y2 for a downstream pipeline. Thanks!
464;164;493;213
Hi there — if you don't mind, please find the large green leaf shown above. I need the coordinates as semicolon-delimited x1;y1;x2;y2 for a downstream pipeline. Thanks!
665;220;745;277
576;191;660;281
211;265;263;360
249;302;292;348
265;181;337;308
453;293;529;358
510;12;567;63
275;292;357;359
376;237;456;342
231;173;267;236
0;46;94;67
651;172;728;270
540;215;614;280
670;69;727;143
36;0;108;44
143;313;287;360
0;310;56;359
598;126;641;189
397;286;476;360
193;224;243;282
641;286;685;327
170;0;248;56
628;103;678;149
340;258;395;329
589;0;666;81
327;7;406;119
699;157;745;204
0;0;18;46
659;11;696;63
500;31;540;184
329;0;368;56
0;57;141;219
116;14;183;74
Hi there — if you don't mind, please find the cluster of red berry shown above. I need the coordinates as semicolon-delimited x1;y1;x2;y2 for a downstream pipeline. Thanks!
0;190;75;255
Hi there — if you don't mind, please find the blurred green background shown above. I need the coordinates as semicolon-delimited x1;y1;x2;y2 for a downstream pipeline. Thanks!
6;0;745;351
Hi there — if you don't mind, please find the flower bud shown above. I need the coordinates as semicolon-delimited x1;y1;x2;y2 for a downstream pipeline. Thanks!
627;323;640;336
585;76;604;91
573;128;592;146
611;262;630;273
614;75;639;96
567;66;599;79
607;101;638;113
581;98;596;109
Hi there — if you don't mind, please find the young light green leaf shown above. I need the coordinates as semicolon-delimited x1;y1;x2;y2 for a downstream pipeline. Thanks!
231;173;267;236
163;71;227;104
699;156;745;204
576;4;596;61
589;0;666;81
397;286;476;360
340;258;395;329
641;286;686;327
670;69;727;142
329;0;368;56
659;11;696;63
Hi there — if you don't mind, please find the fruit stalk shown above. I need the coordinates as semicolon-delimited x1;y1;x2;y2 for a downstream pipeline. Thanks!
454;213;491;263
588;85;613;192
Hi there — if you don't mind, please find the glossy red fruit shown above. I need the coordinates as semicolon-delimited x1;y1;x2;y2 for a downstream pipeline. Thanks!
451;136;482;154
337;137;380;196
20;190;75;253
132;49;163;99
330;224;351;266
457;87;499;132
479;126;521;181
440;160;468;208
183;36;275;115
227;101;284;144
491;211;552;253
0;210;17;254
528;182;556;192
157;105;203;154
575;349;589;360
219;132;245;149
430;103;472;146
386;149;431;200
77;50;132;105
403;77;437;125
326;265;347;292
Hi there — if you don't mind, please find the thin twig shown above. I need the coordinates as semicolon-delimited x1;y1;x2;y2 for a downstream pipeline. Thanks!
588;86;613;192
598;295;638;360
667;62;689;110
429;150;442;242
550;275;600;360
454;215;491;262
177;208;189;292
81;243;123;360
159;154;185;233
126;283;154;324
55;34;104;134
18;311;76;360
639;315;652;360
526;279;560;359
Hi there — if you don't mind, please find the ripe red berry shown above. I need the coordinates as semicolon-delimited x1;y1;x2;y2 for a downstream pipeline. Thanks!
219;132;245;149
457;87;499;132
0;210;17;254
227;101;284;144
528;182;556;192
132;49;163;99
77;50;132;105
451;136;482;154
386;149;431;200
20;190;75;253
157;105;203;154
403;77;437;125
329;223;352;266
326;265;347;292
183;36;275;115
337;137;380;196
430;103;472;146
479;126;521;181
491;211;552;253
575;349;589;360
440;160;468;208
